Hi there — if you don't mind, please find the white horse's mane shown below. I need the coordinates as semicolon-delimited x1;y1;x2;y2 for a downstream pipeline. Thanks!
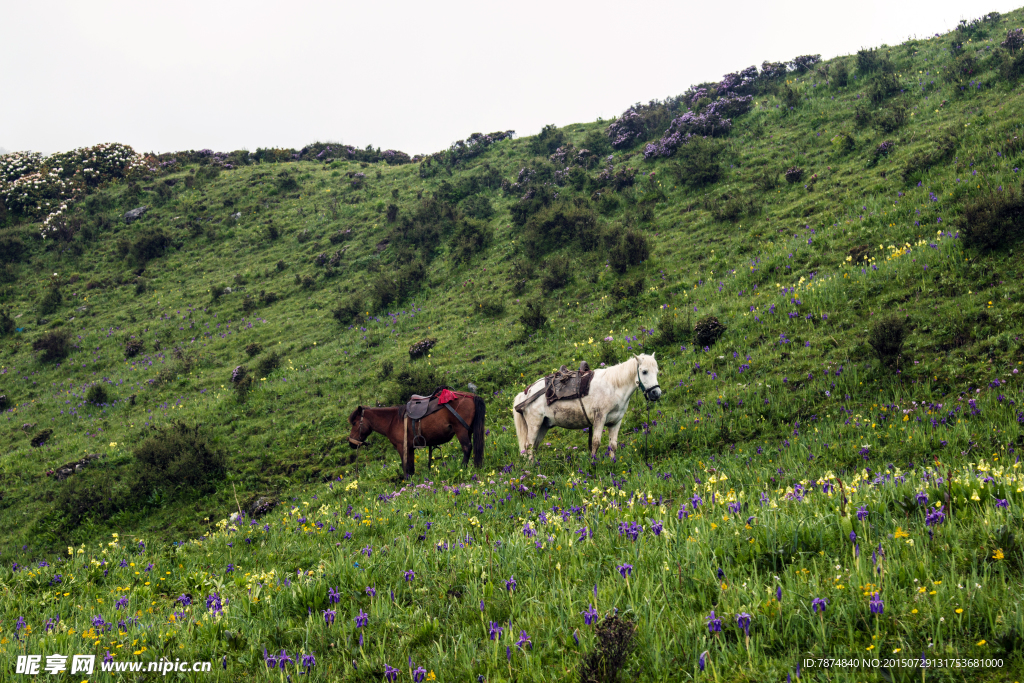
596;354;654;391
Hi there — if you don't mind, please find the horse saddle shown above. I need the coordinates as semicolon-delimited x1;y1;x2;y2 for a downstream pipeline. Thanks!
514;362;594;413
404;388;470;448
406;395;437;420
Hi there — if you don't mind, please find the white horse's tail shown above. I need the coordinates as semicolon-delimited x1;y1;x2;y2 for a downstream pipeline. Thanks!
512;395;529;454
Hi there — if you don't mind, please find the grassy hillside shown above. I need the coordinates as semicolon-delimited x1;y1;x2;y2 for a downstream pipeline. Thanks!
1;9;1024;681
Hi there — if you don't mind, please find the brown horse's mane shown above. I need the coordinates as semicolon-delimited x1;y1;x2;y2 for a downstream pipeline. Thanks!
347;406;363;426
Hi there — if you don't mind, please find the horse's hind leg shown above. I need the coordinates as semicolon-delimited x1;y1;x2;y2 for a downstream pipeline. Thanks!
459;433;472;468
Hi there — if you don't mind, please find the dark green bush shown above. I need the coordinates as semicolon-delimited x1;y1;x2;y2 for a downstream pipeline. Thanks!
130;230;172;263
0;231;26;264
33;329;72;362
509;185;555;226
579;615;636;683
38;285;62;315
476;299;505;317
520;300;547;332
451;219;491;264
871;103;909;133
961;186;1024;251
943;52;979;85
831;60;849;87
521;203;599;256
654;312;690;347
694;315;727;347
276;173;299;193
255;351;281;378
868;315;909;366
245;342;263;357
868;72;901;104
530;124;565;156
0;308;14;335
541;255;572;293
56;472;119;528
671;137;724;188
132;422;227;496
389;364;444;404
856;48;883;73
333;296;364;324
611;276;644;301
461;195;494;220
608;229;650;274
86;384;110;405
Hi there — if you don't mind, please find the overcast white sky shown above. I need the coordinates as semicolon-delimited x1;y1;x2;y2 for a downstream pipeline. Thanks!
1;1;1019;157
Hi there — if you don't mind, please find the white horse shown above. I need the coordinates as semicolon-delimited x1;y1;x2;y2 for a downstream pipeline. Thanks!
512;354;662;460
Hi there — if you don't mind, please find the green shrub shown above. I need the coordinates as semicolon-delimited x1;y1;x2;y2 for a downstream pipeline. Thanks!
0;308;14;335
55;471;120;528
530;124;565;156
130;230;172;263
86;384;110;405
541;255;572;293
132;422;227;496
868;72;901;104
831;60;849;87
245;342;263;357
608;229;650;274
33;329;72;361
389;364;444;404
38;285;62;315
961;186;1024;251
0;231;26;264
868;315;909;366
654;312;690;347
871;103;909;133
671;137;724;188
856;47;883;73
255;351;281;378
520;300;547;332
521;203;599;256
579;615;636;683
476;299;505;317
276;173;299;193
461;195;494;220
451;219;491;264
333;297;364;324
694;315;727;347
610;276;644;301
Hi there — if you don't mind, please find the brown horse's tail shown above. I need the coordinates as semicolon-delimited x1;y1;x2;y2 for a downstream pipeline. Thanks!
471;395;486;467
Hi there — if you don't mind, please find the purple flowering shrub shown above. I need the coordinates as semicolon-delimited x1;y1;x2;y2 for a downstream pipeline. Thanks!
874;140;896;159
784;166;804;183
644;94;750;159
1003;28;1024;51
606;101;676;150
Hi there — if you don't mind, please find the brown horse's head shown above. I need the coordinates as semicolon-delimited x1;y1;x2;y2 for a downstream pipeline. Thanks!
347;406;371;448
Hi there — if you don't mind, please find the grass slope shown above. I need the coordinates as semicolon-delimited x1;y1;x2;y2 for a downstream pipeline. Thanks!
0;10;1024;681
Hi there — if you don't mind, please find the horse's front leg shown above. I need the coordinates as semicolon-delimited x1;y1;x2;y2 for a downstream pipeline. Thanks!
606;421;623;456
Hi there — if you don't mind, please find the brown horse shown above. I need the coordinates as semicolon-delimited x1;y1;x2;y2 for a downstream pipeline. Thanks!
347;393;486;477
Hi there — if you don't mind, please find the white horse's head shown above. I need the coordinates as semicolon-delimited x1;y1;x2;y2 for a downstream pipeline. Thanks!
633;353;662;401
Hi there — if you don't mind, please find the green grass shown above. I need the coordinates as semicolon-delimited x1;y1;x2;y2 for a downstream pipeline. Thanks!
1;9;1024;681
